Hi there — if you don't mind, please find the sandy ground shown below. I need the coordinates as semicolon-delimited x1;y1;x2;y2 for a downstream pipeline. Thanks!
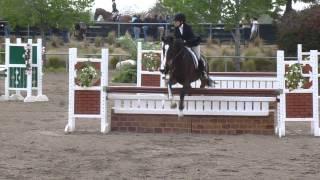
1;72;320;180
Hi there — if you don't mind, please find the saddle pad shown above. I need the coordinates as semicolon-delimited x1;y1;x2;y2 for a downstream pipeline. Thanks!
185;47;198;69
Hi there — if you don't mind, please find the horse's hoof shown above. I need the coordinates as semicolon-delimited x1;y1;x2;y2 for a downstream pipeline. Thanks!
178;110;184;118
170;102;177;109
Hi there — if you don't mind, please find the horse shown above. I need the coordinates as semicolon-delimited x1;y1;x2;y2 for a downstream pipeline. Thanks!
161;35;213;117
94;8;131;22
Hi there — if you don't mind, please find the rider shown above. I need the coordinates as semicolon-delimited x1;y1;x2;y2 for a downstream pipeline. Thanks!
111;0;119;22
173;13;208;79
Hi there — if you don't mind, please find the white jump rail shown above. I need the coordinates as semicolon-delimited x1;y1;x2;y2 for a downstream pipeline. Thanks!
109;94;276;116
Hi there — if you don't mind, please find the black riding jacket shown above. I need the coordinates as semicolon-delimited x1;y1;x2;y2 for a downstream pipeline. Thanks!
174;23;200;47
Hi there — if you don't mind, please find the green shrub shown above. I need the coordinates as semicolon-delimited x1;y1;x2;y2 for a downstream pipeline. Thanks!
45;67;66;72
112;64;136;83
108;46;114;54
221;47;234;56
241;59;256;72
142;42;162;50
0;48;4;64
94;36;104;47
209;58;236;72
117;32;137;59
50;36;64;48
109;56;120;69
277;5;320;55
254;59;276;72
106;31;117;45
47;57;65;69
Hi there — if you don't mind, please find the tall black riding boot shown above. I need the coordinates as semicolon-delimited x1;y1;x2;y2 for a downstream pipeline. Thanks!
198;58;208;80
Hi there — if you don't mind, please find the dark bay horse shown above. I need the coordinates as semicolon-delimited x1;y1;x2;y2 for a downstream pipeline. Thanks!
94;8;131;22
161;36;213;117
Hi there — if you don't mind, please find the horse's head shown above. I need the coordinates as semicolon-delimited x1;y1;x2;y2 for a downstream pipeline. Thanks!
161;35;184;70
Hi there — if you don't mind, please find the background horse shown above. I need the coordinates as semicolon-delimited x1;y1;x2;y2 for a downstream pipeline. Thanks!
94;8;131;22
161;36;213;117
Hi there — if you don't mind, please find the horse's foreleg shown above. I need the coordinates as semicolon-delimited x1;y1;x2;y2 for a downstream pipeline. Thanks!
178;86;186;117
167;81;177;109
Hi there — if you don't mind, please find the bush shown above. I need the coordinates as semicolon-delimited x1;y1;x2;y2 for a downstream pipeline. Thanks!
50;36;64;48
106;31;117;45
240;46;276;72
209;58;236;72
0;48;4;64
112;64;136;83
109;56;120;69
94;36;104;47
47;57;65;69
117;32;137;59
241;59;256;72
277;5;320;55
254;59;276;72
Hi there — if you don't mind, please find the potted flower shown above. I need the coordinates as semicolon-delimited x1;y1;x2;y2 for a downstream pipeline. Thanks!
142;52;160;71
76;61;100;87
285;63;306;91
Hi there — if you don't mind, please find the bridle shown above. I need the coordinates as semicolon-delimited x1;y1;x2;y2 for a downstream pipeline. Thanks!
163;43;184;69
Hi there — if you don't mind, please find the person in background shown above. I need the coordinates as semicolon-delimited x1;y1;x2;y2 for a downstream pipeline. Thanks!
111;0;119;22
132;15;142;39
142;14;151;41
158;15;166;40
250;17;259;41
4;23;11;38
150;14;158;40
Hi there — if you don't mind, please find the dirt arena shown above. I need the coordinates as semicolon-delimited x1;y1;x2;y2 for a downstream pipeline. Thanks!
1;72;320;180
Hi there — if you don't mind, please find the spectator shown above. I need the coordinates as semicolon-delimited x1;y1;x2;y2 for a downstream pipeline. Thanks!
61;28;69;43
132;15;142;39
149;14;159;40
142;14;151;41
4;23;11;38
158;16;166;40
250;17;259;41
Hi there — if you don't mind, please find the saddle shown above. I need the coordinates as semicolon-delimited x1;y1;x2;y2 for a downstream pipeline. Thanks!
185;47;199;69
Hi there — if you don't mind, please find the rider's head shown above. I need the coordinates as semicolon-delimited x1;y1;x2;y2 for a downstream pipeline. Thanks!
112;0;115;2
174;13;186;27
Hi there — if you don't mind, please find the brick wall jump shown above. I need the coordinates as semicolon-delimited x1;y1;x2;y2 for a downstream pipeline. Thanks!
111;111;275;135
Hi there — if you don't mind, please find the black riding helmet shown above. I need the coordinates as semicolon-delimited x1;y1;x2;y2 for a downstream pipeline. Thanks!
174;13;186;22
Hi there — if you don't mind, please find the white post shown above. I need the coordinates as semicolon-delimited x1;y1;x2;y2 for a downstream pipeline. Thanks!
101;48;109;133
160;42;165;87
297;44;302;63
137;42;142;87
3;38;10;100
277;50;286;137
311;50;320;136
65;48;77;133
24;39;35;102
35;38;48;101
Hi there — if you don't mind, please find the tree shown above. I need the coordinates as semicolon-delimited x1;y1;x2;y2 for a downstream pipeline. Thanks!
0;0;94;44
161;0;276;71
